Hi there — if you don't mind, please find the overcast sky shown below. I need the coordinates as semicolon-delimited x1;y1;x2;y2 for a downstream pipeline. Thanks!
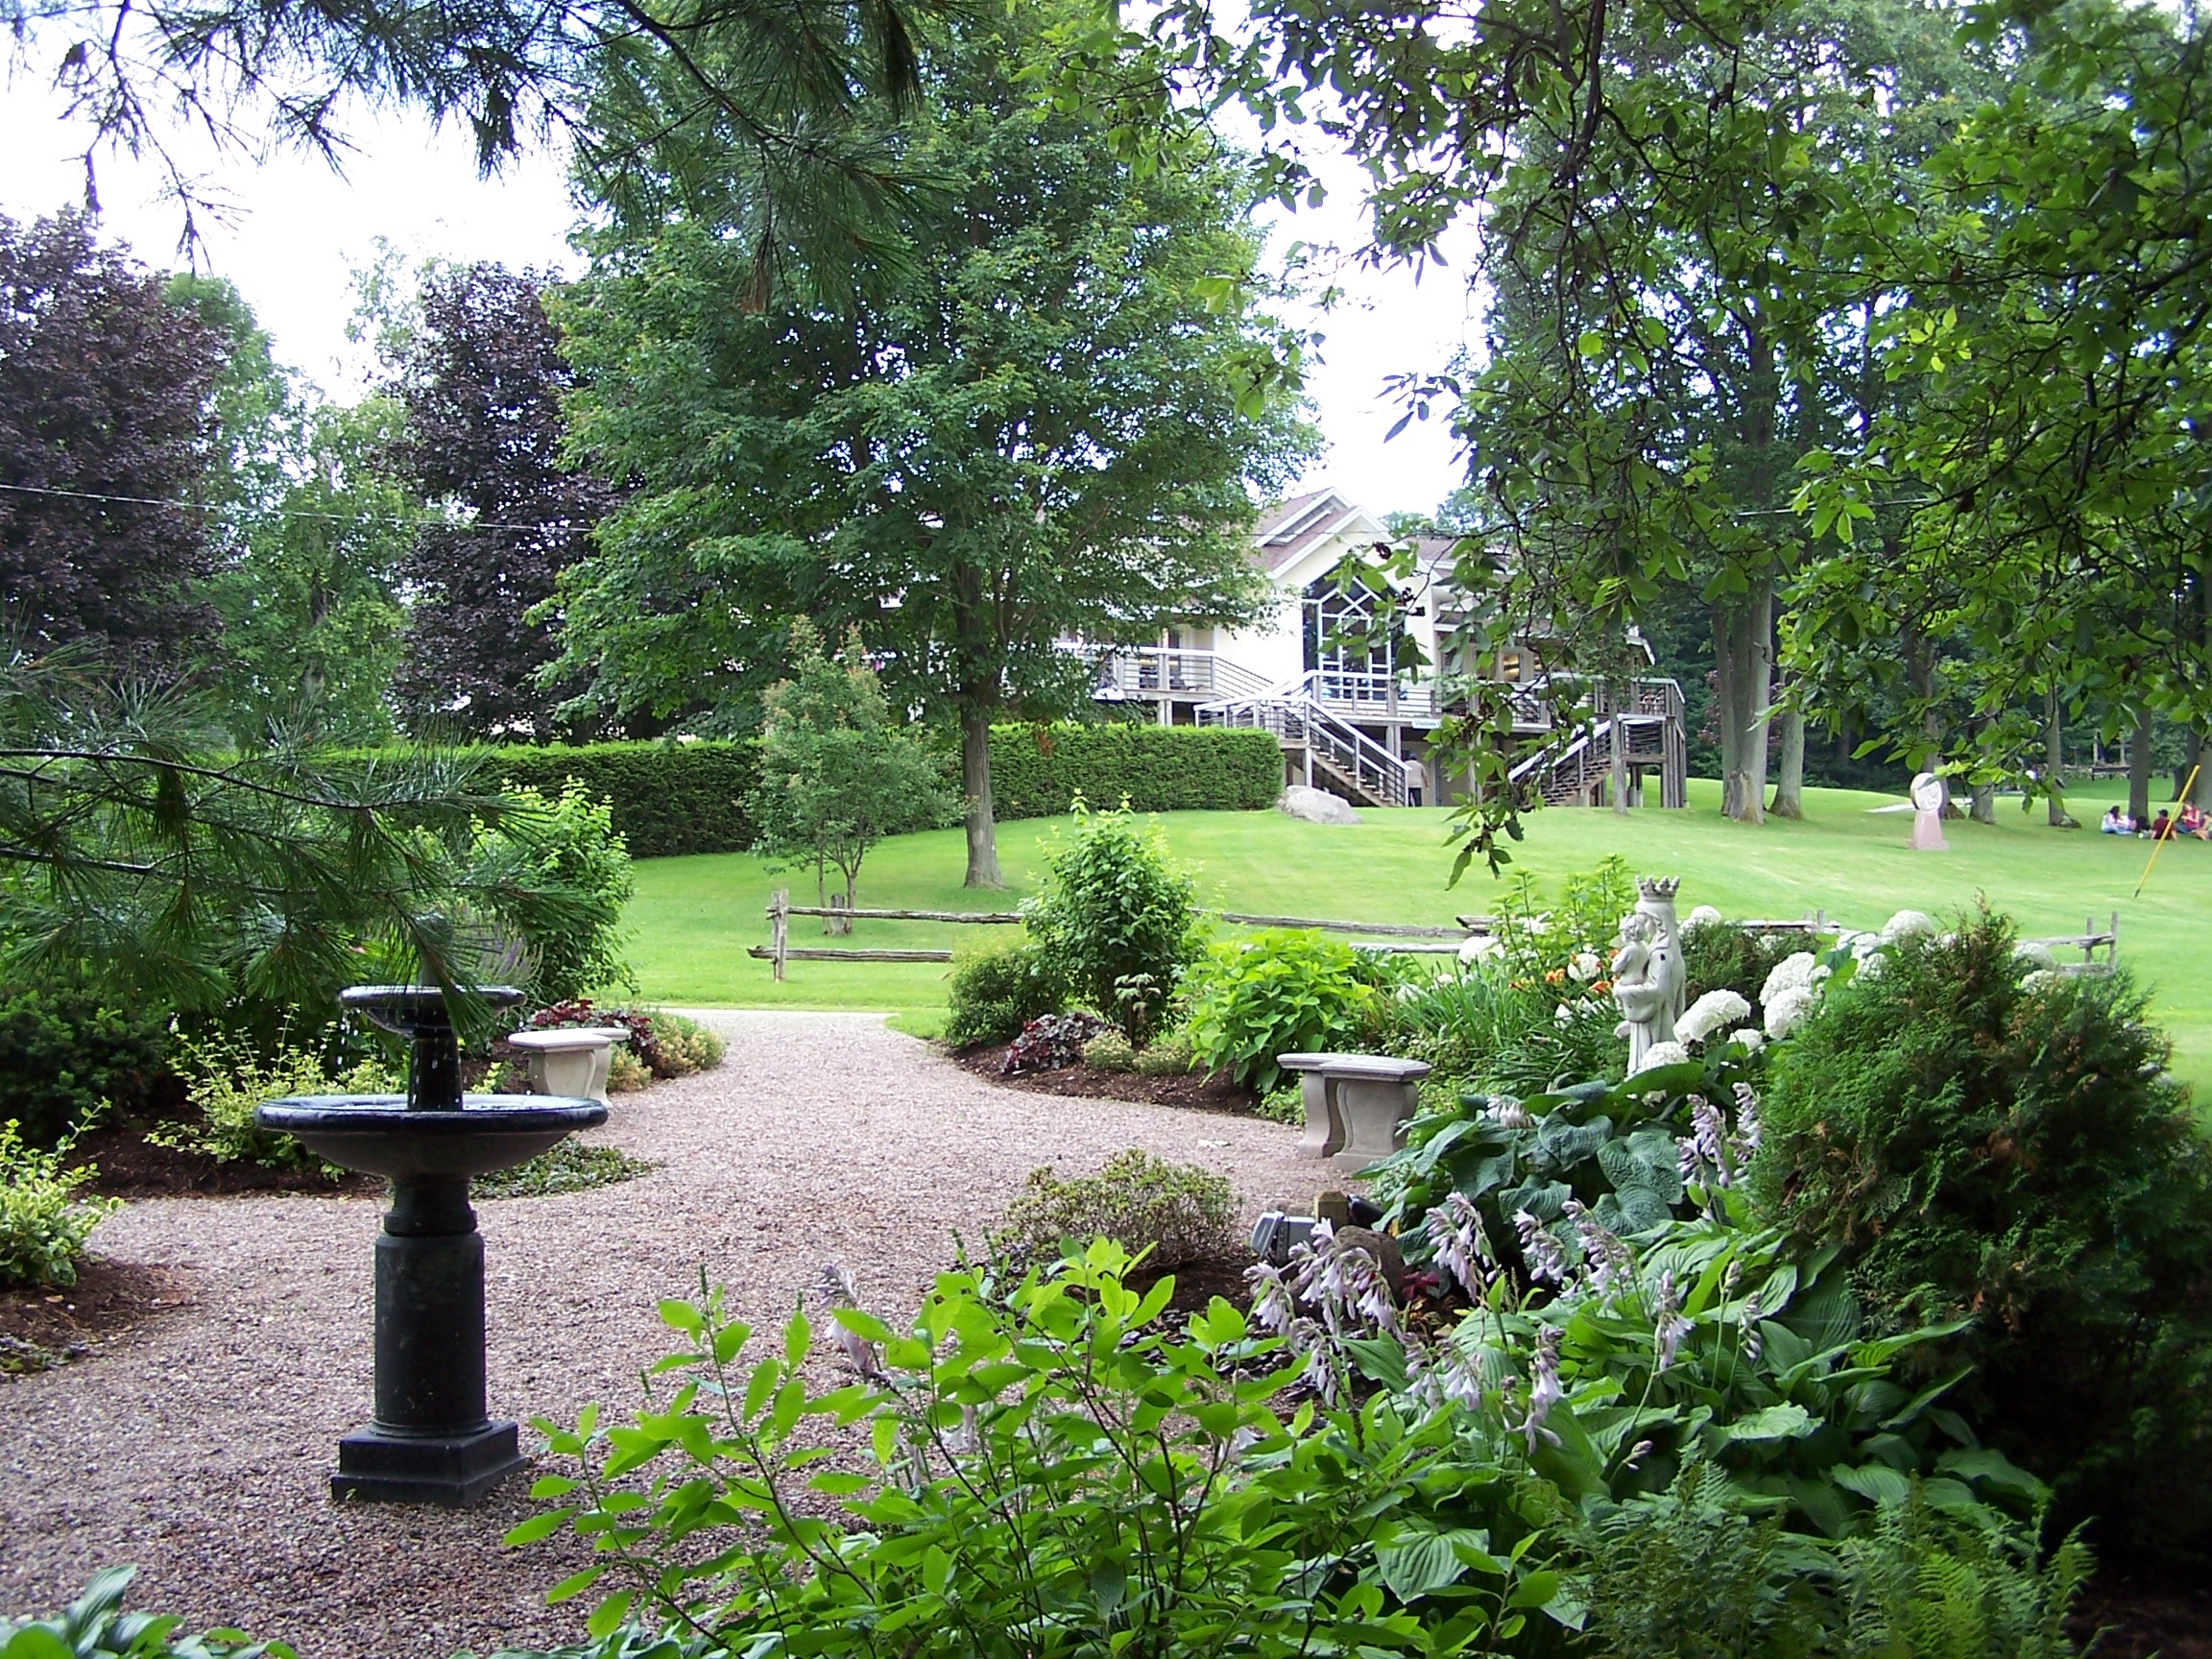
1;76;1480;519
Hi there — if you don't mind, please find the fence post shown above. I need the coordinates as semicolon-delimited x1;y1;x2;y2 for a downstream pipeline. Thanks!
770;888;788;982
828;892;851;936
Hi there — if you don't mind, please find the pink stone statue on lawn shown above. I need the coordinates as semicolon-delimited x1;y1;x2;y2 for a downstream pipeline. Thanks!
1910;771;1949;851
1611;877;1687;1071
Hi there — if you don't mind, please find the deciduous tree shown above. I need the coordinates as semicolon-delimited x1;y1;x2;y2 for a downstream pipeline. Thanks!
550;1;1314;886
746;622;952;926
0;213;223;661
390;263;609;739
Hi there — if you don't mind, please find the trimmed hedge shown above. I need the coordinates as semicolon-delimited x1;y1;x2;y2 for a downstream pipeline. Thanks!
474;740;757;859
987;723;1283;821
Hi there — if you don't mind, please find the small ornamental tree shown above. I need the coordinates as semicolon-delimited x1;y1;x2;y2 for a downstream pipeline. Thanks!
1023;805;1203;1047
746;622;952;928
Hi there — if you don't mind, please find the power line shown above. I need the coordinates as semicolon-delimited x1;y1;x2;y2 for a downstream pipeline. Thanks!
0;480;581;536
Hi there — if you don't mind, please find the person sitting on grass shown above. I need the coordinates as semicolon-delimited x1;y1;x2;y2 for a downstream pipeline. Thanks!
2103;805;2132;834
2152;808;2175;840
2181;802;2211;841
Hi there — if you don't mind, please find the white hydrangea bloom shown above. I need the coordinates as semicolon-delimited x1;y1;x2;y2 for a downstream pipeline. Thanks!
1880;909;1937;944
2023;968;2067;994
1630;1040;1692;1075
1764;985;1815;1039
2014;941;2059;972
1685;904;1724;931
1857;951;1888;982
1676;989;1753;1046
1458;934;1504;966
1568;950;1602;982
1760;952;1818;1005
1728;1026;1766;1052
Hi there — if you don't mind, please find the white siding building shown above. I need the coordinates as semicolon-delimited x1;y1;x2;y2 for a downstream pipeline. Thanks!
1087;490;1687;810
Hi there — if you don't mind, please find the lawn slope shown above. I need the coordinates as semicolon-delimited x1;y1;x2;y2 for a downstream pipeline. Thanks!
627;779;2210;1088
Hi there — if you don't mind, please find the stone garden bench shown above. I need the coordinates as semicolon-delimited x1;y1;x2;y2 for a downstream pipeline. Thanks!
506;1026;631;1105
1276;1051;1431;1175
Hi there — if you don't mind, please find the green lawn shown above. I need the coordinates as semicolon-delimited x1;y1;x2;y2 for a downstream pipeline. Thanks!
628;778;2211;1089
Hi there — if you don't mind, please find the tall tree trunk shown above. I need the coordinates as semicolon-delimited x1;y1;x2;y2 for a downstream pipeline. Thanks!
2128;708;2154;828
2046;690;2077;828
1967;719;1996;824
1769;699;1804;820
1712;579;1772;824
2185;731;2209;807
961;701;1002;888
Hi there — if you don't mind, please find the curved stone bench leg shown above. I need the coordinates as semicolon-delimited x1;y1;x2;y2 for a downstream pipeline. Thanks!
535;1048;601;1101
1331;1079;1420;1174
586;1046;613;1102
1296;1073;1343;1159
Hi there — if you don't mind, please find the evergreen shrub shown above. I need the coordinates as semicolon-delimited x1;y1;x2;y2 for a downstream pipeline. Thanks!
0;987;173;1146
986;722;1282;821
1752;911;2212;1575
993;1149;1236;1270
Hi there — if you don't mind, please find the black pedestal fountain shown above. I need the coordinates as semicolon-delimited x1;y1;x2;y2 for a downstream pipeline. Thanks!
257;985;607;1506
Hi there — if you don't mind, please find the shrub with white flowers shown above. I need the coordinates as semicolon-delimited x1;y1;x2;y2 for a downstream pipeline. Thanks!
1879;908;1937;944
1764;985;1816;1040
1760;951;1819;1004
1674;988;1752;1046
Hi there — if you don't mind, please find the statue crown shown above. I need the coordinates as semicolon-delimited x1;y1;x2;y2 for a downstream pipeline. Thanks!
1637;876;1682;901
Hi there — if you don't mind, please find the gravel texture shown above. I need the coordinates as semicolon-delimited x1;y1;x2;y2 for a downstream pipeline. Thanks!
0;1013;1322;1657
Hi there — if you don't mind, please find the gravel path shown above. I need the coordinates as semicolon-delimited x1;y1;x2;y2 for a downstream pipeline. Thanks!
0;1015;1318;1657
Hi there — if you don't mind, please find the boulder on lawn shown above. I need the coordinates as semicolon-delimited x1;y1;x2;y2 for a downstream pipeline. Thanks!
1278;785;1360;826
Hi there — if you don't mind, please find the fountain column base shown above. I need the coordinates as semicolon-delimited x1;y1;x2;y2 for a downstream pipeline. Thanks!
333;1420;525;1507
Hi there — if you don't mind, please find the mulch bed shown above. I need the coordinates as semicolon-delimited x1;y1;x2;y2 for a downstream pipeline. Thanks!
64;1120;378;1200
2075;1578;2212;1658
1128;1250;1261;1317
0;1257;196;1375
953;1046;1263;1115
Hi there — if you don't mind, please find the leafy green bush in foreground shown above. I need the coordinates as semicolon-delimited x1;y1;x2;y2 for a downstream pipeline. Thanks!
943;941;1067;1048
0;1118;120;1289
0;1566;292;1658
1185;928;1380;1092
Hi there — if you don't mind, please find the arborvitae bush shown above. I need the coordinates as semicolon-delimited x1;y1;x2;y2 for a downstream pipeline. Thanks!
1752;910;2212;1576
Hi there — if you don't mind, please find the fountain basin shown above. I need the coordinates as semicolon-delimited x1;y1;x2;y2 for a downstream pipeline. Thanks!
256;1094;607;1179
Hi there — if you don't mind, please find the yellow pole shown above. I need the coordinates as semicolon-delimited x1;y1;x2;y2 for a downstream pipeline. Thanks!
2134;763;2202;899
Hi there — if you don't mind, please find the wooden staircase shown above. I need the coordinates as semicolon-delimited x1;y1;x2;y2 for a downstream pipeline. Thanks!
1507;680;1688;808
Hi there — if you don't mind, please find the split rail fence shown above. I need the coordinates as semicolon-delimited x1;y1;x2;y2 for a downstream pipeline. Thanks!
748;893;2115;983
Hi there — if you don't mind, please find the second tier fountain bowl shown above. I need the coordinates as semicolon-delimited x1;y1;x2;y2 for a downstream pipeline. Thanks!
257;985;607;1506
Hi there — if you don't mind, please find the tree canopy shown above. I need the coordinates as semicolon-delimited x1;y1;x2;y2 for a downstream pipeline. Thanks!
0;213;224;662
547;0;1315;885
391;263;610;740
